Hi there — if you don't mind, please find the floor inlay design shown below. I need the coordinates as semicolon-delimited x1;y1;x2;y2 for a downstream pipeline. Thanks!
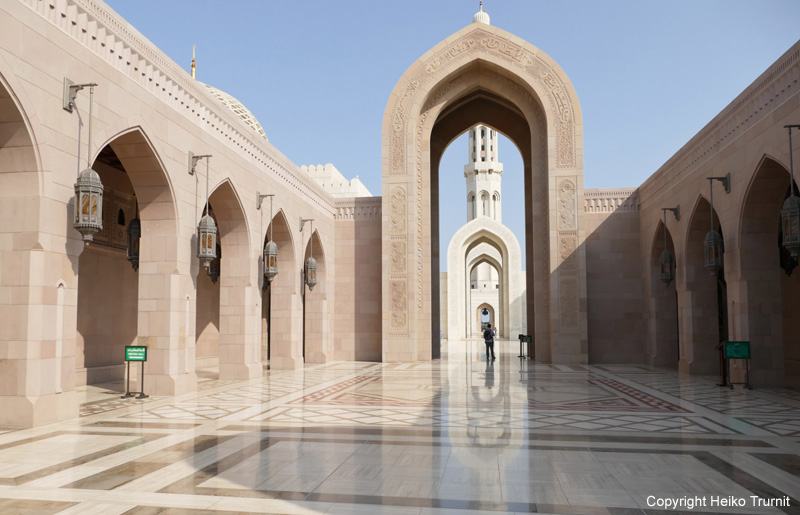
1;342;798;514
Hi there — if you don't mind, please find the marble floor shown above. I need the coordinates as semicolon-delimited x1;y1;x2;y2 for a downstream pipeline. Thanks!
2;341;800;514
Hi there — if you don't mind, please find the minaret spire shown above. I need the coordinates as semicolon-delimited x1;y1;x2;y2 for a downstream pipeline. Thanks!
191;45;196;79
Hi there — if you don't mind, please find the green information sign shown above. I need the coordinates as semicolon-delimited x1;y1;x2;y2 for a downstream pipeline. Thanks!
724;341;750;360
125;346;147;362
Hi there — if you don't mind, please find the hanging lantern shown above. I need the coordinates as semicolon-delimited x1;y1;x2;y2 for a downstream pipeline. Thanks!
704;229;724;275
305;256;317;291
264;240;278;284
197;214;217;270
73;167;104;243
781;194;800;258
126;215;141;271
659;249;675;286
208;243;221;283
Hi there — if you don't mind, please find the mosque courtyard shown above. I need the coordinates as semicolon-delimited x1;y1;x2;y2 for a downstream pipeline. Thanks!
0;341;798;515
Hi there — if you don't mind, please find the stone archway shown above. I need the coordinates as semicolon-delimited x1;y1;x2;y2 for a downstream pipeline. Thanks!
205;179;260;381
303;230;329;363
382;21;585;363
739;156;799;387
448;217;522;341
81;127;188;396
681;195;726;375
264;209;301;369
476;302;495;334
648;220;679;368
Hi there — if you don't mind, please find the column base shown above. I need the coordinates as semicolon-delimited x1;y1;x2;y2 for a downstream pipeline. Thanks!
219;362;262;380
269;356;303;370
148;372;197;397
0;391;78;428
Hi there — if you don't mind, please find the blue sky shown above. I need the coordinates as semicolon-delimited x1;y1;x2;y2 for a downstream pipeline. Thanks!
105;1;800;270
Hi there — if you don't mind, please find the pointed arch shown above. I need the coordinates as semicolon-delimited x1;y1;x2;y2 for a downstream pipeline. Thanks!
92;124;178;239
303;229;330;363
382;21;584;363
738;154;797;387
207;178;259;380
681;195;725;375
264;208;301;368
648;219;679;368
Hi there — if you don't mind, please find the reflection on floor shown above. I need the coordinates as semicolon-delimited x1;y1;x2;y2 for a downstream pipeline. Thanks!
1;340;800;514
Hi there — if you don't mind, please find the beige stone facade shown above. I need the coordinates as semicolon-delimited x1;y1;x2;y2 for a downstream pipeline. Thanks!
0;0;798;428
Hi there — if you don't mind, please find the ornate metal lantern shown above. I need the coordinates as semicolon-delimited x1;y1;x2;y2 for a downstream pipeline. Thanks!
300;217;317;291
73;167;104;243
197;213;217;270
781;124;800;258
704;229;724;274
660;249;675;286
659;208;678;286
126;214;141;271
65;80;103;244
258;193;279;285
264;240;278;284
782;195;800;257
305;255;317;291
208;243;221;283
704;176;729;275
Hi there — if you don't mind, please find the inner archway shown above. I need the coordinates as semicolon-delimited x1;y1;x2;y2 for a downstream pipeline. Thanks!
382;22;585;363
648;220;679;368
682;196;726;376
739;156;800;387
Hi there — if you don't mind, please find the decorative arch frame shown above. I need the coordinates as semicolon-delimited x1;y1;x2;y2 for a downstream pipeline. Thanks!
447;216;524;341
382;21;585;362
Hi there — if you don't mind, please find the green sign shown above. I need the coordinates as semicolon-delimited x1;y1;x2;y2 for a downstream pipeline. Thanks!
724;341;750;360
125;346;147;362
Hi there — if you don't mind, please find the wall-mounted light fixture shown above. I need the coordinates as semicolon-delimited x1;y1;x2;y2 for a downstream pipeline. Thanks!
65;78;103;244
660;206;680;286
704;174;730;275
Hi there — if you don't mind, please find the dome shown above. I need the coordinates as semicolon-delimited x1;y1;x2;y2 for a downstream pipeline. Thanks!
473;3;490;24
203;84;268;140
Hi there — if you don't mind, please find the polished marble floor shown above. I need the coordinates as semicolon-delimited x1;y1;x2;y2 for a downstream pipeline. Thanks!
2;341;800;514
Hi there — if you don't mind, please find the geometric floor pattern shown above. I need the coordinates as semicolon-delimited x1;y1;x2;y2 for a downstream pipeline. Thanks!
1;340;800;514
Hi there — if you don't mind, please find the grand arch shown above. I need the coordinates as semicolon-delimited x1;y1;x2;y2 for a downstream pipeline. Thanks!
382;22;586;362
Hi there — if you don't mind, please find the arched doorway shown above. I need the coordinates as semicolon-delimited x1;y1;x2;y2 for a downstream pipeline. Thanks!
467;253;502;337
303;230;329;363
648;220;679;368
199;180;259;381
739;156;800;387
448;219;524;342
75;128;181;394
475;303;495;334
262;210;300;369
76;144;139;387
682;196;727;375
382;22;585;363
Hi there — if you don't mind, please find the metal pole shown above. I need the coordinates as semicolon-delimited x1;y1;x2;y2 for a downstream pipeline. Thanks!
87;86;94;168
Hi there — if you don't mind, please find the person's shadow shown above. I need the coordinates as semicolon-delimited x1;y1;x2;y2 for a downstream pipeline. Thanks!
485;361;495;388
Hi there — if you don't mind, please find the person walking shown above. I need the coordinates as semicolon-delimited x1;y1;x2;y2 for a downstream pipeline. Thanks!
483;323;496;361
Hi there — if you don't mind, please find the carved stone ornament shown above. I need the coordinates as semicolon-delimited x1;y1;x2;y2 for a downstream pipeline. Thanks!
558;180;577;231
390;279;408;329
390;242;406;274
559;236;578;270
560;278;579;331
390;187;406;235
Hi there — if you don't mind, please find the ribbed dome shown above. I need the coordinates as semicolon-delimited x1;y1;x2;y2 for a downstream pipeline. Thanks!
204;84;268;140
473;4;490;24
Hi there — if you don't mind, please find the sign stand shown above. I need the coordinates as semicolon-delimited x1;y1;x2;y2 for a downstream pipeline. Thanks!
723;341;752;390
121;345;149;399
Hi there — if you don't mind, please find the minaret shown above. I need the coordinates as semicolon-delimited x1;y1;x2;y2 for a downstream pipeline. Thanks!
464;124;503;223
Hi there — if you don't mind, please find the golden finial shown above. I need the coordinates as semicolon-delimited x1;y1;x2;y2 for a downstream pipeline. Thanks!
191;45;196;79
479;1;483;11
